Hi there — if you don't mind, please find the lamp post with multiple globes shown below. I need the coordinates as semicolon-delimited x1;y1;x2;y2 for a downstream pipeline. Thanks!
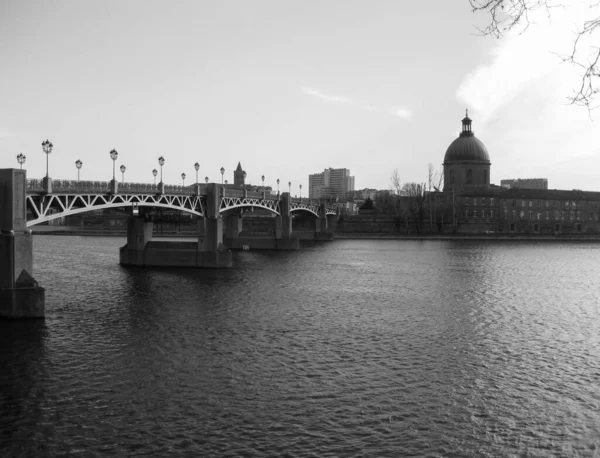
17;153;26;169
75;160;82;182
42;140;53;193
158;156;165;193
109;149;118;193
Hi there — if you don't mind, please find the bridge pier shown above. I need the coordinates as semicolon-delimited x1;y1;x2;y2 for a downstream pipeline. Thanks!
0;169;45;319
119;183;232;268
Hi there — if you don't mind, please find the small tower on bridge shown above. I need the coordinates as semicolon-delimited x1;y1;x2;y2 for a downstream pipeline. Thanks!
234;162;246;187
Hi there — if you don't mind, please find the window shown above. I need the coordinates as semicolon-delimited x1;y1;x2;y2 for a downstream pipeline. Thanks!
576;211;581;221
483;169;488;184
480;198;486;206
473;210;478;218
490;210;494;218
504;210;508;220
490;198;495;205
546;211;549;220
522;200;526;207
473;198;477;206
537;212;541;220
520;210;525;219
465;197;470;205
465;209;469;218
529;201;533;207
512;210;516;220
528;211;533;220
545;201;549;208
466;169;473;185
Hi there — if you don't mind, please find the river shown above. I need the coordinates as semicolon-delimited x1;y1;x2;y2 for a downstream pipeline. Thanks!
1;236;599;457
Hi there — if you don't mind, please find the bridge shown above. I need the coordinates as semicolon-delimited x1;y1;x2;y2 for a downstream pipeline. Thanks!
1;169;338;319
25;178;336;226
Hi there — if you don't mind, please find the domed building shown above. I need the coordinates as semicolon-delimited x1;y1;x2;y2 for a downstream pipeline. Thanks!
443;111;491;192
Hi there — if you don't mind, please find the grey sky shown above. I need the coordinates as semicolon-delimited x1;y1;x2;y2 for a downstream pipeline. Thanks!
1;1;598;191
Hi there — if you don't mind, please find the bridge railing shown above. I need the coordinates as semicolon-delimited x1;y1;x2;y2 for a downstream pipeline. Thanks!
26;179;198;195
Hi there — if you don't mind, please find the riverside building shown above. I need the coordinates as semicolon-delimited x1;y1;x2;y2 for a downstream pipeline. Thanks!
441;112;600;234
308;168;355;200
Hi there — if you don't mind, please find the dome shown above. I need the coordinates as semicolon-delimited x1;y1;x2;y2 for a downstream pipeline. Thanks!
444;135;490;163
443;111;490;163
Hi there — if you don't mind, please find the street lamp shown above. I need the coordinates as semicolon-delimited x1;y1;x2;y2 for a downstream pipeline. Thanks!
158;156;165;184
75;159;82;182
277;178;280;194
42;139;53;177
120;165;126;184
261;175;265;188
288;181;291;194
205;176;209;183
194;162;199;184
16;153;26;169
181;173;186;187
299;184;302;199
220;167;225;184
225;179;228;185
152;169;157;185
109;149;118;180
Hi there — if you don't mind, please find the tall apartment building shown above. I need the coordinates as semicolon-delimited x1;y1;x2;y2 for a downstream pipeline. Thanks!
309;168;355;199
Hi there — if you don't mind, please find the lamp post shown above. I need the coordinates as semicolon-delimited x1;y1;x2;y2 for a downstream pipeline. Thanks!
108;149;118;193
16;153;26;169
261;175;265;188
158;156;165;183
75;159;82;182
42;139;53;177
181;173;186;187
152;169;157;185
276;178;280;194
243;171;247;186
220;167;225;184
109;149;118;180
225;179;228;185
120;165;126;184
288;181;291;194
299;184;302;200
205;176;209;184
194;162;199;184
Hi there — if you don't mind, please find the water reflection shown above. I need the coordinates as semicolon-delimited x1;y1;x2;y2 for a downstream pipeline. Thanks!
1;236;598;456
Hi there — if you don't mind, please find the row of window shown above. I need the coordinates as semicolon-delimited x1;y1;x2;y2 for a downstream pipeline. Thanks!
503;210;599;221
465;198;600;210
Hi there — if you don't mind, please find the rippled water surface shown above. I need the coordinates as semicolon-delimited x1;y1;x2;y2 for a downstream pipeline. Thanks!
1;236;600;457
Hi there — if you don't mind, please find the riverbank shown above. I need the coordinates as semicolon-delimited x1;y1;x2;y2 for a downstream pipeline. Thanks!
31;226;600;241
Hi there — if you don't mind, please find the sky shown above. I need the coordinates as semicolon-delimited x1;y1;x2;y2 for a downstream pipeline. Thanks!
1;0;599;192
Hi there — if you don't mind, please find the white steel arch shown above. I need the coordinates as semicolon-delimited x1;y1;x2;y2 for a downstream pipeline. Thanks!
219;195;281;215
26;193;205;227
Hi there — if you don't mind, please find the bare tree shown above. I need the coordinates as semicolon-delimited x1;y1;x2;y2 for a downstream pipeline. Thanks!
400;182;427;233
469;0;600;109
390;168;402;195
426;163;444;232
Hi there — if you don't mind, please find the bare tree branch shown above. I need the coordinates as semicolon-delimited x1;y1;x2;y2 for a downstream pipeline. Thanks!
470;0;600;111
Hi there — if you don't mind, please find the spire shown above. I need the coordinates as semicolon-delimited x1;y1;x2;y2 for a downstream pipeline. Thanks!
460;110;474;137
235;162;243;172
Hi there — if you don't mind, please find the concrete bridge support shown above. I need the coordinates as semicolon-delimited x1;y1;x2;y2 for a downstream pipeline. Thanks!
120;183;232;268
0;169;45;318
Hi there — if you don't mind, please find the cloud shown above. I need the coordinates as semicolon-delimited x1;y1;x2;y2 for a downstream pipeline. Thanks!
301;86;353;105
389;106;413;120
0;129;16;138
301;86;412;120
456;3;593;128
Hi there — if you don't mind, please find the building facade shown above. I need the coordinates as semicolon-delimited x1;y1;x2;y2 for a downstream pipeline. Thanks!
308;167;355;199
440;113;600;235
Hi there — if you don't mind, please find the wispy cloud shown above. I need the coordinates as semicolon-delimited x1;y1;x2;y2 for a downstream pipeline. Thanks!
301;87;353;105
389;107;413;120
0;129;16;139
301;86;412;120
